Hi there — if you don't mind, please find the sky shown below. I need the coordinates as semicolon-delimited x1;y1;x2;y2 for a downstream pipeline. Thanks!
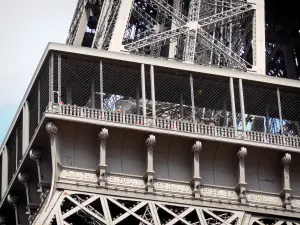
0;0;77;144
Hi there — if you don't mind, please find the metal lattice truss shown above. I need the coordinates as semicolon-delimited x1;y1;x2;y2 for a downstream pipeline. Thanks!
66;0;255;70
39;191;246;225
36;190;300;225
121;0;254;70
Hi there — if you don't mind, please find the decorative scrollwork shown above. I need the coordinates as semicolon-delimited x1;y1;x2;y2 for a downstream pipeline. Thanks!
281;153;291;165
7;194;19;205
192;141;202;153
46;122;58;136
29;149;42;161
18;172;30;184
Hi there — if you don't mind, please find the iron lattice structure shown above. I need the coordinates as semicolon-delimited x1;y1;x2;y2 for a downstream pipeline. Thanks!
67;0;264;73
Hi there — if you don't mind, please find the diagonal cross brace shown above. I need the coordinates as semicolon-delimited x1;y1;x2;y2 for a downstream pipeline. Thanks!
132;4;157;27
198;3;253;28
197;28;250;69
124;26;189;51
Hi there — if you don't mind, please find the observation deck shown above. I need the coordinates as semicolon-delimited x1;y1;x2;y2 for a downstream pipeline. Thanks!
1;43;300;224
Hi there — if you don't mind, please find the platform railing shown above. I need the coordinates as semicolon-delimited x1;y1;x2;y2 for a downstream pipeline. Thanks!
46;103;300;148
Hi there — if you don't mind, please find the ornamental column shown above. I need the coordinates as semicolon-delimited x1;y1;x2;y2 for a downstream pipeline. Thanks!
236;147;247;204
18;172;34;217
190;141;202;198
280;153;292;209
144;134;156;193
96;128;109;186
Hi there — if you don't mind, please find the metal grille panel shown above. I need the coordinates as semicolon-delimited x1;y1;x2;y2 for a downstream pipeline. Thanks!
280;89;300;136
40;59;50;120
28;85;39;141
193;75;231;127
103;61;142;114
61;55;100;108
154;68;192;120
243;83;279;134
7;132;16;185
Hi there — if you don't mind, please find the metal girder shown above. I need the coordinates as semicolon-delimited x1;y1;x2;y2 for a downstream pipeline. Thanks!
197;28;250;69
147;0;188;23
92;0;114;48
132;4;157;27
66;0;87;44
198;3;254;28
124;26;189;51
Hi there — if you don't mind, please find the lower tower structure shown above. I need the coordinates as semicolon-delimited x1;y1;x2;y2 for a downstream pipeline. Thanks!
0;44;300;224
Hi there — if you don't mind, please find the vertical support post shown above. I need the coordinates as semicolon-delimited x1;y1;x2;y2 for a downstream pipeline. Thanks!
190;141;202;198
49;54;54;102
100;60;104;110
180;93;184;119
18;172;31;215
280;153;292;209
97;128;109;186
229;78;237;136
108;0;134;52
236;147;247;204
239;79;246;136
190;74;196;123
144;134;156;192
58;54;62;103
38;80;41;123
141;64;147;119
1;146;8;198
22;101;30;154
150;65;156;119
266;107;270;133
249;0;266;74
91;82;95;108
168;0;181;59
277;87;284;136
73;6;90;46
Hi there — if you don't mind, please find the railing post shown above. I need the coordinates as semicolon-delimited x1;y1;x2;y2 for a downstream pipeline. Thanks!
141;64;147;122
277;87;284;136
1;146;8;198
22;101;30;154
229;78;237;137
150;65;156;120
239;79;246;138
190;74;196;123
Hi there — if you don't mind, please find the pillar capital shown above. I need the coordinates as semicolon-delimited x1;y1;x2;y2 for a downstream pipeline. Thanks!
7;193;19;206
46;122;58;137
29;149;41;161
18;172;30;184
192;141;202;153
98;128;109;142
281;153;291;166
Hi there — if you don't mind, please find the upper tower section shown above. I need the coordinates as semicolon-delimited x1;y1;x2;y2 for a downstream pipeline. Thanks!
66;0;265;74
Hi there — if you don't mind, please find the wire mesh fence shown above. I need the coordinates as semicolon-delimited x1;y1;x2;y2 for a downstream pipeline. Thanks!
61;55;100;108
154;67;192;121
28;84;39;141
193;75;231;127
102;60;142;115
243;82;279;134
40;58;50;120
280;88;300;137
16;117;23;166
7;131;16;185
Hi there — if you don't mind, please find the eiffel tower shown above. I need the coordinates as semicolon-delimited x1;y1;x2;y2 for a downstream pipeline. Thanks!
1;0;300;225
